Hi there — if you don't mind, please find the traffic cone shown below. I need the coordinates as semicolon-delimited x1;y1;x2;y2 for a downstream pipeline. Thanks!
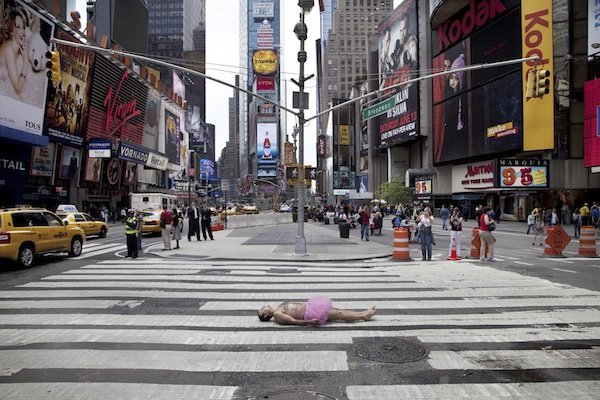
448;236;460;260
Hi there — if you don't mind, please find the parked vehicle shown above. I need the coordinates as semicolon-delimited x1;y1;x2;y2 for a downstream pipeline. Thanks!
57;212;108;238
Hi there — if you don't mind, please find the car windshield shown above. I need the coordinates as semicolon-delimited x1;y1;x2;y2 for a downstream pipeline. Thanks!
142;211;160;218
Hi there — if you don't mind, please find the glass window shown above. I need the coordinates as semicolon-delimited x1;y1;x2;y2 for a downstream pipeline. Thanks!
73;214;86;222
43;212;62;227
11;213;30;227
83;214;95;222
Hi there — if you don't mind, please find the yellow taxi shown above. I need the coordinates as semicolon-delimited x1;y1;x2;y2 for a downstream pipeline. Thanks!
141;209;162;235
0;207;85;268
57;212;108;238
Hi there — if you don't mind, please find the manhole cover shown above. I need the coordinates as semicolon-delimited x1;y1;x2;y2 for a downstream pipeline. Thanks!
249;391;337;400
354;337;429;363
267;268;299;274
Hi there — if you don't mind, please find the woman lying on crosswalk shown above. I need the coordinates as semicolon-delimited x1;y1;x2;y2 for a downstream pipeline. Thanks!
257;295;376;326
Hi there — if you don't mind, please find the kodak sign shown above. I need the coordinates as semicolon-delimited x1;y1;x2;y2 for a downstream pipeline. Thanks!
522;0;554;151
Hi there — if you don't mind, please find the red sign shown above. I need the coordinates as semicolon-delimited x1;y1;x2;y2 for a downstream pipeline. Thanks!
103;71;142;136
317;135;326;157
584;78;600;167
257;77;275;92
545;225;571;255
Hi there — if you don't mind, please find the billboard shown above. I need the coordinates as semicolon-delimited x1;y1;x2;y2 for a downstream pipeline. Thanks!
376;0;419;145
589;0;600;57
498;159;549;188
0;0;53;146
252;49;277;76
257;122;278;165
59;145;81;180
43;27;95;148
584;78;600;167
432;9;523;164
87;55;147;147
83;157;102;183
164;107;181;165
30;143;55;177
521;0;554;151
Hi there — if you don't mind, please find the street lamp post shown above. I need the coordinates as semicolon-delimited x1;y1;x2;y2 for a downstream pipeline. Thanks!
292;0;314;256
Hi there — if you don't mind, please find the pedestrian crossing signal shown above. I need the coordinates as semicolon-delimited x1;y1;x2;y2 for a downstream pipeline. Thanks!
45;50;61;82
304;167;316;180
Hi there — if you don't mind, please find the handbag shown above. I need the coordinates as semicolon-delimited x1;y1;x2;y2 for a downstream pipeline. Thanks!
488;221;496;231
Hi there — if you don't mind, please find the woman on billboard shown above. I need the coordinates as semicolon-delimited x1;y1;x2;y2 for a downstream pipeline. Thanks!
0;5;30;99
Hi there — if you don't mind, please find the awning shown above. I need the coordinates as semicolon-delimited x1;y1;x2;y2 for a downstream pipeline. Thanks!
405;167;437;187
452;193;485;201
0;126;48;147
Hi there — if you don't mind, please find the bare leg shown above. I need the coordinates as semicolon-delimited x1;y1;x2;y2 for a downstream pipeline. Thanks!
327;306;376;322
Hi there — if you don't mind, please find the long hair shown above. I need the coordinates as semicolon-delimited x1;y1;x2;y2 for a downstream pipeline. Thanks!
1;6;29;45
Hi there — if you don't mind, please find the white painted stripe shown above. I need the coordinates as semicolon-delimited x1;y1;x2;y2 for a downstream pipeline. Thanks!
549;259;575;264
514;261;534;266
347;381;600;400
78;245;127;259
18;279;566;291
0;300;141;309
500;255;519;260
0;383;237;400
43;274;404;283
82;243;121;252
0;349;347;373
67;269;394;276
0;309;597;328
428;348;600;370
0;287;593;300
200;297;600;310
553;268;578;274
90;262;393;272
2;326;600;346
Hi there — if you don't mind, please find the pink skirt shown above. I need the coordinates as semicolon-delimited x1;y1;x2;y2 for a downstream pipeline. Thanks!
304;296;332;325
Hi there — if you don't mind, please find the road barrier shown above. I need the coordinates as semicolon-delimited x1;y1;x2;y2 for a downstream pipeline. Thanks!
392;228;411;261
579;226;597;257
543;225;570;257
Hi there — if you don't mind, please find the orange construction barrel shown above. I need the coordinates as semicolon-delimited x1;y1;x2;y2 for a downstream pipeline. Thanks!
579;226;597;257
392;228;411;261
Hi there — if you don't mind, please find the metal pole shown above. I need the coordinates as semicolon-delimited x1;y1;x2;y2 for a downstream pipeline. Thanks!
294;10;307;256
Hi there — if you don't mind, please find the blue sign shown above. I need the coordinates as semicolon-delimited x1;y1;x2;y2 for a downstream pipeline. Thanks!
88;138;112;150
117;141;149;164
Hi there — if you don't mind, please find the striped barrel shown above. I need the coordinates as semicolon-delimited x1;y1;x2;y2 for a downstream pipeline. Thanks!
579;226;597;257
392;228;411;261
470;228;480;258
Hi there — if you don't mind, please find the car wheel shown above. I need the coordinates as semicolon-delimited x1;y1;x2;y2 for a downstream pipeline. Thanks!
69;236;83;257
99;227;107;238
17;244;35;268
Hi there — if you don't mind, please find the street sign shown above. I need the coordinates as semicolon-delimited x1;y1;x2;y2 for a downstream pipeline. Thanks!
362;97;395;120
221;180;230;191
545;225;571;255
286;165;301;181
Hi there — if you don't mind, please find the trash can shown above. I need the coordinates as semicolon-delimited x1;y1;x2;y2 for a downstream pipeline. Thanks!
339;222;350;238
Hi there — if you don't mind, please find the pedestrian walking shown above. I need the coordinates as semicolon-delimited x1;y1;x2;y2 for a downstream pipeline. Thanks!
580;203;590;226
201;205;214;240
527;211;536;235
187;202;201;241
440;205;449;230
171;208;183;249
358;206;371;241
572;208;581;239
159;205;173;251
125;210;138;258
120;208;127;223
479;206;495;261
449;207;463;258
550;208;559;226
136;210;143;253
418;210;434;261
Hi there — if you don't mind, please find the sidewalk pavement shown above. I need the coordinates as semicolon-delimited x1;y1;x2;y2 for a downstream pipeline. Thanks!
148;221;394;262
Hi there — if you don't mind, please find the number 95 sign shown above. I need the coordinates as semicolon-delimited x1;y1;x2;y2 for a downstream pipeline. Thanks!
498;160;549;188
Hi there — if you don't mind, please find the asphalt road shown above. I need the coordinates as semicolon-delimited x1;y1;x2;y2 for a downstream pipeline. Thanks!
0;219;598;399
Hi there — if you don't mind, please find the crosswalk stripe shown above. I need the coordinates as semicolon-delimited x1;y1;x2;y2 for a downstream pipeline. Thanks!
0;349;348;373
0;309;597;328
0;300;141;309
0;383;237;400
68;269;395;276
346;381;600;400
2;326;600;346
428;348;600;369
78;245;127;259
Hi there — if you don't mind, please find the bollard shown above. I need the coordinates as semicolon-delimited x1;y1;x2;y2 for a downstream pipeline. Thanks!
470;227;480;258
579;226;597;257
392;228;411;261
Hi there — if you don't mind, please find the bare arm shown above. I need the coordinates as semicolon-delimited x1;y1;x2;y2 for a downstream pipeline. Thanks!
1;44;28;95
273;311;318;326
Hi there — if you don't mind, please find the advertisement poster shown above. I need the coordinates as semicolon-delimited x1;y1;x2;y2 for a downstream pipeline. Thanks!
0;0;53;144
122;161;136;186
59;145;80;180
83;156;101;182
432;8;523;164
143;92;160;150
86;55;147;147
376;0;419;145
43;27;95;147
583;78;600;167
415;179;432;195
164;107;180;165
498;159;549;188
257;122;278;165
30;143;55;177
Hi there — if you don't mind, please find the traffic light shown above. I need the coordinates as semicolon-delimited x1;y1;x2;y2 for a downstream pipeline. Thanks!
45;50;61;82
525;69;536;99
534;69;550;98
